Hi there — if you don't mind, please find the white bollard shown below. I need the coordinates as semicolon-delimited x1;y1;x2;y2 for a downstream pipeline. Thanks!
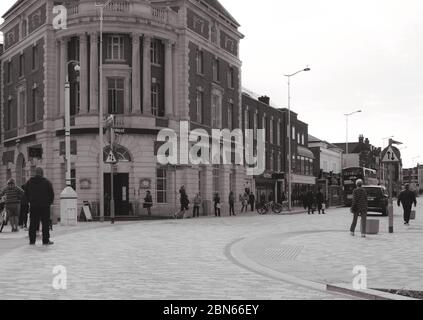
60;187;78;226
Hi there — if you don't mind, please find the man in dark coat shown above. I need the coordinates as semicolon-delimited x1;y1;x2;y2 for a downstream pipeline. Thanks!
350;179;368;237
305;190;315;214
24;167;55;245
397;184;417;226
249;193;255;211
316;189;325;214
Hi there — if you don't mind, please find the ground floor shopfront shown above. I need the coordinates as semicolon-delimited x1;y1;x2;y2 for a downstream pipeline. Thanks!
255;173;285;204
0;132;253;220
254;173;317;206
291;174;317;206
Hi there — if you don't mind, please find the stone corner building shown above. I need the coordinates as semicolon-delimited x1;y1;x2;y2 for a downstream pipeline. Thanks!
0;0;248;218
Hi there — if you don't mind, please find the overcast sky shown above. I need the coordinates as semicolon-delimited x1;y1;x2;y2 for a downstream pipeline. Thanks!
1;0;422;167
223;0;423;168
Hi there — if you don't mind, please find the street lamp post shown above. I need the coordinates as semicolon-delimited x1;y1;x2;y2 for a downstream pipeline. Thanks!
344;110;362;155
284;67;310;211
96;0;113;222
65;60;80;188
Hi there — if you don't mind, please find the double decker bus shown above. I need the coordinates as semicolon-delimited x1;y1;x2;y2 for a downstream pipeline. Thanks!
342;167;378;206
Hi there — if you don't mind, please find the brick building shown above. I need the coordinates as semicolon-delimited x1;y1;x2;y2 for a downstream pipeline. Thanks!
242;91;315;205
403;165;423;194
0;0;248;218
308;134;343;206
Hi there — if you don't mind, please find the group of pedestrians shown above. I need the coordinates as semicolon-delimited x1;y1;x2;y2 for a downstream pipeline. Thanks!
159;186;257;219
349;180;418;238
0;167;55;245
302;189;326;215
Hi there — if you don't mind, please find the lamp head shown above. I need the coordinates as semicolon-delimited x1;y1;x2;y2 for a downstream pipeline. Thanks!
304;67;311;72
74;64;81;72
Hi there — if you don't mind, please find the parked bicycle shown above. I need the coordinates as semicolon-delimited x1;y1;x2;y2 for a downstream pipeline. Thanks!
257;201;284;215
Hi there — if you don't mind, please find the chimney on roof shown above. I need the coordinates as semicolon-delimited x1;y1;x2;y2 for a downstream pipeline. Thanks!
359;135;364;143
258;96;270;105
365;138;369;145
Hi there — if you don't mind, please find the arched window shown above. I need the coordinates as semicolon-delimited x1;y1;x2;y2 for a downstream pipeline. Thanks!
103;145;132;162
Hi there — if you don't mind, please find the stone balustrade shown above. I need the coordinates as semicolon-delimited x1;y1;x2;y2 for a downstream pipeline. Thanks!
63;1;178;26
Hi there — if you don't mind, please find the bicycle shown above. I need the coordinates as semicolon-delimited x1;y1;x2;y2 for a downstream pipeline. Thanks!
0;208;7;233
257;201;284;215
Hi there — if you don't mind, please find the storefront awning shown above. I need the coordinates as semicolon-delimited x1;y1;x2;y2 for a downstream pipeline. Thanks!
297;146;315;159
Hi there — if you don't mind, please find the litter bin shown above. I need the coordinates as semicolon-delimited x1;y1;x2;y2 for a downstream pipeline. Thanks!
364;219;380;235
60;187;78;226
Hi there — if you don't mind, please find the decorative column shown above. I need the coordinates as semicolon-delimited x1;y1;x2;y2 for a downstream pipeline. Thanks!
89;32;99;113
164;40;174;117
79;33;88;114
142;35;152;115
59;38;67;117
131;33;141;114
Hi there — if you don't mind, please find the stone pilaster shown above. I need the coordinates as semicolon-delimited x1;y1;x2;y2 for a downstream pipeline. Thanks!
164;40;174;117
89;33;98;113
79;33;88;114
142;35;152;115
59;38;67;117
131;33;141;114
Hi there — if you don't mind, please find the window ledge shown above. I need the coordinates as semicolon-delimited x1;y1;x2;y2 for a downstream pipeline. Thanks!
105;59;126;63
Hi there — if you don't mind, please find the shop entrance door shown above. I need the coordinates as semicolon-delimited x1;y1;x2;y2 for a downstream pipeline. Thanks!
104;173;130;216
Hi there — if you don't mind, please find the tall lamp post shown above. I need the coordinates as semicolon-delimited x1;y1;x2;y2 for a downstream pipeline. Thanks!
60;60;80;226
284;67;310;211
95;0;113;222
344;110;362;155
65;60;80;188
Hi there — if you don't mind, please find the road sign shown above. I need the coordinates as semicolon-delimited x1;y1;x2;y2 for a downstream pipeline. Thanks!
106;150;117;164
114;128;125;134
381;146;400;163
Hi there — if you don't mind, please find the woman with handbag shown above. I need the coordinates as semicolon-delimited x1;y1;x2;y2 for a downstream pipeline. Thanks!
143;190;153;216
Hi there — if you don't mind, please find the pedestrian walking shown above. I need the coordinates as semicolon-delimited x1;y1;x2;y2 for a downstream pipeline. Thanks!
249;192;255;212
316;189;325;214
305;190;315;214
350;179;368;238
175;186;189;219
19;184;29;229
193;193;202;218
143;190;153;216
397;184;417;226
229;191;236;216
240;192;249;213
214;193;221;217
260;193;266;205
24;168;55;245
0;179;25;232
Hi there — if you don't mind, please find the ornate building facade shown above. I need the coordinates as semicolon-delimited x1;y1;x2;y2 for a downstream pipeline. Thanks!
0;0;247;218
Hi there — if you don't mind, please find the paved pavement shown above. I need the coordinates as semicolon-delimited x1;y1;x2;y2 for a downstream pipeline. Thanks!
0;200;421;300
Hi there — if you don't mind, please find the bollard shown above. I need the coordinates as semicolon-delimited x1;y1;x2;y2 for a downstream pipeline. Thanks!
388;200;394;233
60;187;78;226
